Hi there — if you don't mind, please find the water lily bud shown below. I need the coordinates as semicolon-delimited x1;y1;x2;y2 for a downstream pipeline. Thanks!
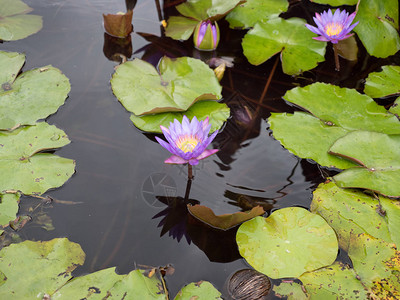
193;20;220;51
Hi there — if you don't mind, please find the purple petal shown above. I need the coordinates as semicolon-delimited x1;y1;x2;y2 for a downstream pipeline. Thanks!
188;158;199;165
155;136;175;154
197;22;207;46
346;21;359;33
160;125;170;136
305;24;322;35
165;155;188;164
312;36;330;42
196;149;219;161
211;23;218;46
201;129;218;149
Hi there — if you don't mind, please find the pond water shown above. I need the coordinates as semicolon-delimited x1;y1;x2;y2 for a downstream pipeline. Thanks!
3;0;396;298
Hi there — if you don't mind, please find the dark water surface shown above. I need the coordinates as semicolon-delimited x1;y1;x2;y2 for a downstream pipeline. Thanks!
0;0;366;298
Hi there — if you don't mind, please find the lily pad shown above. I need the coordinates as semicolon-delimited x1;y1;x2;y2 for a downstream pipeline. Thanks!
0;0;43;41
225;0;289;29
130;100;230;133
0;238;85;299
0;51;71;130
175;281;222;300
0;122;75;195
0;193;19;227
242;17;326;75
309;0;358;5
348;233;400;298
236;207;338;279
390;99;400;115
311;181;397;251
364;65;400;98
330;131;400;198
273;282;307;300
299;262;369;299
187;204;264;230
165;0;243;40
111;57;222;116
268;83;400;169
353;0;400;58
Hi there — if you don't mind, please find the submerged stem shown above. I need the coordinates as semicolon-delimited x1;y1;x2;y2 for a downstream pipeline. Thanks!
184;166;193;202
333;43;340;71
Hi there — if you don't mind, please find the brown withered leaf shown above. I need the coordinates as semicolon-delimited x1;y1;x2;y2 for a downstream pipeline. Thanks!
103;10;133;37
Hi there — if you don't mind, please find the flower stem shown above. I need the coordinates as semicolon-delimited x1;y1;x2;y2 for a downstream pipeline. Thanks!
185;164;193;201
333;43;340;71
188;164;193;180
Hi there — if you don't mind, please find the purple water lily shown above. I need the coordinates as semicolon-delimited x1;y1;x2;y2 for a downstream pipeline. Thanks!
305;8;359;44
193;20;220;51
155;116;219;166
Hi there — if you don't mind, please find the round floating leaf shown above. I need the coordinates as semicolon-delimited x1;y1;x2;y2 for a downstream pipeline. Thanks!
330;131;400;197
187;205;264;230
130;100;229;133
0;193;19;227
175;281;222;300
111;57;222;116
309;0;358;5
335;35;358;61
164;16;199;40
269;83;400;169
0;122;75;195
0;238;85;298
311;181;394;251
299;262;369;299
0;0;43;41
273;282;307;300
269;112;355;169
0;51;71;130
353;0;400;58
242;17;326;75
348;234;400;298
236;207;338;279
226;0;289;29
364;65;400;98
176;0;244;21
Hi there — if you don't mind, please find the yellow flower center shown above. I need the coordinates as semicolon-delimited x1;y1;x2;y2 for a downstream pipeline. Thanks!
176;135;199;153
325;23;343;36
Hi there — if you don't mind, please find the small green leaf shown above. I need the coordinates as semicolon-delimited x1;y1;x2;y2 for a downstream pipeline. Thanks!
130;101;229;133
176;0;244;21
353;0;400;58
0;122;75;195
0;238;85;298
0;51;71;130
299;262;369;299
364;65;400;98
273;282;308;300
236;207;338;279
0;0;43;41
0;193;19;227
226;0;289;29
242;17;326;75
330;131;400;198
111;57;222;116
164;16;199;41
175;281;222;300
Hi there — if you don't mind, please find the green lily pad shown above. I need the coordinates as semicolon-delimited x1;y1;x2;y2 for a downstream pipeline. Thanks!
236;207;338;279
353;0;400;58
364;65;400;98
0;51;71;130
242;17;326;75
0;0;42;41
269;112;355;169
175;281;222;300
309;0;358;5
311;181;396;251
348;233;400;298
268;83;400;169
0;122;75;195
299;262;369;299
225;0;289;29
0;193;19;227
187;205;264;230
0;238;85;298
130;100;230;133
273;282;308;300
165;0;243;40
111;57;222;116
330;131;400;198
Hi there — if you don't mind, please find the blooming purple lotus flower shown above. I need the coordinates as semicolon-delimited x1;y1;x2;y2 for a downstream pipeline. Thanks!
193;20;220;51
155;116;219;165
305;9;359;44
